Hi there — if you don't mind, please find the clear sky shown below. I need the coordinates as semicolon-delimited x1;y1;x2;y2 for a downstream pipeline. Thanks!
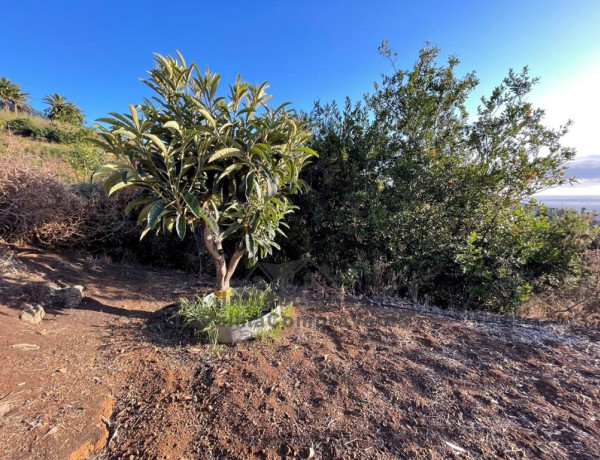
2;0;599;194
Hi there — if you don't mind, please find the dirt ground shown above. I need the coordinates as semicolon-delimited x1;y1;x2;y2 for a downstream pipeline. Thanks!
1;244;599;460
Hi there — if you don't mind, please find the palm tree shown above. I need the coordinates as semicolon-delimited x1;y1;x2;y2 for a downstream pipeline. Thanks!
43;93;84;125
0;77;11;110
0;77;32;114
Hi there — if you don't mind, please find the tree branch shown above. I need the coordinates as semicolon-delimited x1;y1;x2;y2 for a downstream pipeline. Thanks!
225;250;244;285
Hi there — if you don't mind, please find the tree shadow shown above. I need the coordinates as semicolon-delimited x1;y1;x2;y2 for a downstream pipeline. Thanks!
0;279;52;310
75;297;153;319
99;302;201;351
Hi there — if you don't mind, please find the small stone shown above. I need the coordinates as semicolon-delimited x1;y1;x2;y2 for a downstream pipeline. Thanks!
48;285;84;309
57;368;67;374
20;304;45;324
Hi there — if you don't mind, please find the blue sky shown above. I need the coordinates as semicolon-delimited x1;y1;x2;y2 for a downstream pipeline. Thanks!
2;0;600;194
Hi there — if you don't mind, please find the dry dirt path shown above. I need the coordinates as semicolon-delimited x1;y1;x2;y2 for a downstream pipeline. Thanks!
0;246;198;459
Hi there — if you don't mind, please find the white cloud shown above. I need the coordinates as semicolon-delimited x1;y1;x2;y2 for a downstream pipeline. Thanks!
531;60;600;197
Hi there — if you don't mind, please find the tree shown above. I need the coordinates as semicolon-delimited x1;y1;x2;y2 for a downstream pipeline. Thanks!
43;93;85;125
93;52;316;293
0;77;32;114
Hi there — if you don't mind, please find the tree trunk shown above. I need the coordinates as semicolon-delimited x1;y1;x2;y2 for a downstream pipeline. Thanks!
203;224;244;293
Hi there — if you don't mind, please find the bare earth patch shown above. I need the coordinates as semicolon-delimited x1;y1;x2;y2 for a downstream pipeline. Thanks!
1;244;599;459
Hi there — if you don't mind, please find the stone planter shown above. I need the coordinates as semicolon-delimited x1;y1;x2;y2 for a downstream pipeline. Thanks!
187;289;282;344
216;304;282;343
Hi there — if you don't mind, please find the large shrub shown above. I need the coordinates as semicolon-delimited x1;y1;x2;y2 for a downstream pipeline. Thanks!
45;124;94;144
284;45;593;311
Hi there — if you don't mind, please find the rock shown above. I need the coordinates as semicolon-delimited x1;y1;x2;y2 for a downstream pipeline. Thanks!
48;285;84;309
20;304;45;324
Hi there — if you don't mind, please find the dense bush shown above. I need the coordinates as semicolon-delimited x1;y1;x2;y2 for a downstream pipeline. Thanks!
4;117;94;145
281;45;596;312
0;152;126;247
6;117;47;137
45;124;94;144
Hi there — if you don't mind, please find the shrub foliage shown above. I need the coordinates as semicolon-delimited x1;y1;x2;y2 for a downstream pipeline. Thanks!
284;45;595;311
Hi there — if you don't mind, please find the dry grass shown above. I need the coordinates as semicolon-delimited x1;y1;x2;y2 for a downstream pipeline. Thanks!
0;130;79;180
522;249;600;328
0;133;137;249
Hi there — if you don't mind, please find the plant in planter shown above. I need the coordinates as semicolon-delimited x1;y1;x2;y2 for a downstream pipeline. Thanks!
178;287;293;343
92;52;316;298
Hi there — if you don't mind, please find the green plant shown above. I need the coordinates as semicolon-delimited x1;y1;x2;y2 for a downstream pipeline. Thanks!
65;142;106;175
93;51;316;293
177;287;280;343
254;301;293;342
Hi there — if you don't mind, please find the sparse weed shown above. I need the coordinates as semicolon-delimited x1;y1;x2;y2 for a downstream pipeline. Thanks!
254;302;293;343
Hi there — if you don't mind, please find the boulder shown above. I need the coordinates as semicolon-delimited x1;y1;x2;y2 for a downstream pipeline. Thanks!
48;285;84;309
20;303;45;324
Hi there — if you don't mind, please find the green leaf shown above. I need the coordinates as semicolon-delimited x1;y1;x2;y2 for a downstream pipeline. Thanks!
182;191;219;234
108;180;131;195
208;147;242;163
198;108;216;127
182;191;201;217
222;223;242;238
176;213;187;239
295;146;318;156
113;128;138;139
148;202;166;230
129;105;140;130
102;171;125;195
163;120;181;131
137;201;155;226
92;163;128;181
143;133;167;154
124;197;149;216
140;226;152;240
217;163;243;181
